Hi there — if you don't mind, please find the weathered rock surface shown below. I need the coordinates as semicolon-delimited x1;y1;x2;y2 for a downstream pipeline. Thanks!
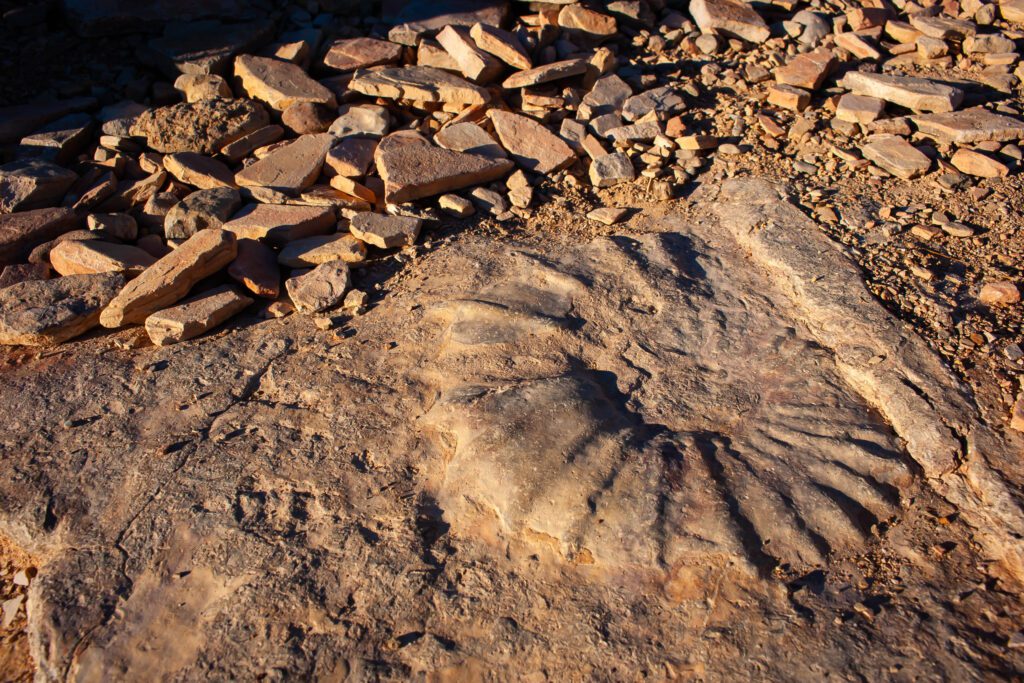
164;187;241;239
0;159;77;214
235;133;335;194
278;233;367;267
861;135;932;179
374;130;514;203
0;272;122;345
145;285;253;345
49;239;156;277
349;66;490;106
489;110;575;174
234;55;337;111
228;238;280;298
100;228;237;327
323;37;403;71
220;203;335;245
0;207;78;265
284;259;350;312
689;0;770;43
349;212;422;249
502;58;588;89
131;98;270;154
911;107;1024;143
838;71;964;113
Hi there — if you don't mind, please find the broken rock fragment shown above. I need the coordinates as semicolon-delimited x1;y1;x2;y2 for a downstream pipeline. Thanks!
285;259;351;313
502;59;588;89
911;108;1024;144
437;26;503;84
0;159;77;213
375;130;514;204
861;135;932;179
235;133;335;195
950;148;1010;177
838;71;963;113
558;4;617;36
689;0;770;43
234;54;337;111
328;105;389;139
100;228;238;328
0;207;78;265
164;187;241;239
131;98;269;154
49;240;156;277
349;212;422;249
470;23;531;70
323;37;403;71
278;233;367;267
350;66;490;106
489;110;576;174
228;238;280;298
163;152;236;189
0;272;123;345
435;122;506;159
144;284;253;346
221;203;335;245
590;152;635;187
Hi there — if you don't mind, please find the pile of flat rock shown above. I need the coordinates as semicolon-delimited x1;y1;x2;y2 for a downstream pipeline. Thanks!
1;0;1023;348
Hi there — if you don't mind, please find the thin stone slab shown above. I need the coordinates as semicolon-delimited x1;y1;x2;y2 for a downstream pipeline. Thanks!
163;153;236;189
349;212;422;249
234;54;337;111
235;133;335;195
375;130;514;204
0;96;95;145
558;4;617;36
323;37;403;71
145;284;253;345
435;122;506;159
228;238;280;298
100;228;238;328
489;110;576;174
131;98;270;154
278;233;367;267
689;0;770;43
838;71;964;113
911;107;1024;144
0;272;123;345
325;138;378;177
0;207;78;265
621;86;685;122
502;59;588;89
221;203;336;245
17;113;94;164
861;135;932;179
470;22;531;70
436;26;503;84
581;74;632;115
775;49;835;91
349;66;490;106
49;240;156;277
0;160;77;213
285;259;351;313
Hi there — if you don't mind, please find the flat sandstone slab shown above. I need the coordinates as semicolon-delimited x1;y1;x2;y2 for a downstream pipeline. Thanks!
375;130;513;204
145;285;253;345
0;272;123;345
910;107;1024;143
100;228;237;328
349;66;490;106
838;71;964;113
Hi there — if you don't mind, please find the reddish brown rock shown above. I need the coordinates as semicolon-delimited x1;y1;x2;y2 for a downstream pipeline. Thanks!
349;212;422;249
0;272;123;345
350;66;490;106
100;228;238;328
0;159;77;213
228;238;280;299
325;138;378;177
488;110;576;174
375;130;514;203
278;233;367;267
235;133;335;195
775;49;835;91
979;281;1020;305
502;59;588;89
689;0;770;43
234;54;337;111
221;203;335;246
470;23;531;70
49;240;156;277
861;135;932;179
131;98;270;154
558;4;617;36
950;148;1010;177
163;152;236;189
0;207;78;265
285;260;351;313
145;284;253;345
323;37;403;71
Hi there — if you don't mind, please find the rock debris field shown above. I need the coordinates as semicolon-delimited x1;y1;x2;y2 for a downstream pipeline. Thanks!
0;0;1023;679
